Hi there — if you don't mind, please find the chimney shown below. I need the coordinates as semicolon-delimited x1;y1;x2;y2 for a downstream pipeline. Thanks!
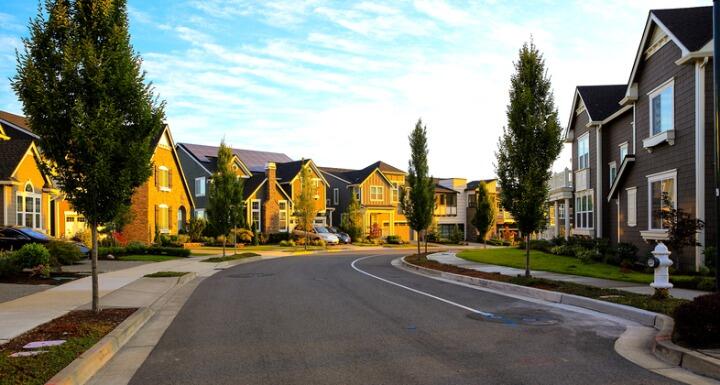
263;162;280;233
265;162;277;184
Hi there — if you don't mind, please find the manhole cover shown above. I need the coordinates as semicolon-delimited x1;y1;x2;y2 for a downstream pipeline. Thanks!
227;273;274;278
467;312;560;326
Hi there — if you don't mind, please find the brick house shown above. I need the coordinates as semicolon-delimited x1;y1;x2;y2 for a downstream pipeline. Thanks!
565;6;714;270
120;125;194;243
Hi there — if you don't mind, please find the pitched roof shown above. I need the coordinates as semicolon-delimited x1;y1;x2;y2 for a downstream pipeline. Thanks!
275;159;307;182
434;184;457;194
371;161;405;174
0;138;32;180
243;174;267;200
318;166;354;175
178;142;292;174
652;6;712;52
466;179;495;191
576;85;626;122
0;111;30;131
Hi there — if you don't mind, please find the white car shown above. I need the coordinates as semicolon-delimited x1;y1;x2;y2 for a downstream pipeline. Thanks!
292;224;340;245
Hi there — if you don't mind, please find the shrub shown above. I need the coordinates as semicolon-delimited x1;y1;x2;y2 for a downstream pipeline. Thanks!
177;234;190;244
187;218;207;242
125;242;147;254
234;228;254;243
576;249;596;264
549;236;566;246
279;240;296;247
673;293;720;348
550;245;574;257
311;239;326;247
698;277;716;292
15;243;51;269
146;246;191;257
268;232;291;244
72;229;92;248
47;241;82;266
0;251;21;277
518;239;553;253
449;225;464;244
386;235;403;244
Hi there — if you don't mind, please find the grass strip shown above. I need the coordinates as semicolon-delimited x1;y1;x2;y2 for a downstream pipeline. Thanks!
143;271;189;278
406;253;687;316
201;252;261;263
117;254;179;262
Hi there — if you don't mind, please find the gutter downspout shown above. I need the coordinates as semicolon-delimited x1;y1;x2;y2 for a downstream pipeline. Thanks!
596;124;603;238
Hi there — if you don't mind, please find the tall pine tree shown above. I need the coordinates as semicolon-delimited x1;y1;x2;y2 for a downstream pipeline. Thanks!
496;41;563;277
402;119;434;254
207;140;245;257
13;0;165;311
472;181;495;246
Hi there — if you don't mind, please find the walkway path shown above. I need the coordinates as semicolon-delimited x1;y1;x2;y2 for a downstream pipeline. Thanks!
430;252;710;300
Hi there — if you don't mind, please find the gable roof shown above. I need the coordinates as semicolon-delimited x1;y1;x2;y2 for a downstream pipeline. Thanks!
0;111;37;140
434;184;457;194
653;6;712;52
177;143;251;176
466;179;496;191
178;142;290;175
623;6;712;103
0;138;33;180
276;159;329;187
576;85;626;122
371;160;405;174
153;126;195;209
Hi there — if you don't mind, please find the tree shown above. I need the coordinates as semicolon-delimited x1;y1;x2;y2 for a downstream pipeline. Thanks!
13;0;165;311
206;140;245;257
495;40;563;277
342;193;362;242
658;193;705;272
473;181;495;246
402;119;434;255
294;160;318;250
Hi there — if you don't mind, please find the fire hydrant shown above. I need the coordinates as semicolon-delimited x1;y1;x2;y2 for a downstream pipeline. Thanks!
648;242;673;298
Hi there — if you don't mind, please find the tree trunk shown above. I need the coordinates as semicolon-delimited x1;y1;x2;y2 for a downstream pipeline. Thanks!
416;230;420;255
91;224;100;312
222;236;226;258
525;233;531;278
424;229;428;254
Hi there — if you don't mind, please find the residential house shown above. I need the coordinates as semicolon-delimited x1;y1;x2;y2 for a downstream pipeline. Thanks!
321;161;410;241
465;179;517;242
0;112;63;237
432;178;467;241
566;6;713;270
120;125;194;243
541;168;573;240
275;159;329;228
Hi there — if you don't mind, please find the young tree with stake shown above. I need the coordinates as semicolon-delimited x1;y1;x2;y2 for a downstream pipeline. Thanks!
13;0;165;311
207;140;245;257
473;181;495;247
294;161;318;250
402;119;434;255
496;41;563;277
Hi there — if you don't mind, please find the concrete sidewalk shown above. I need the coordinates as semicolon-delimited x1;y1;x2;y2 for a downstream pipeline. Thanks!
430;252;710;300
0;254;280;344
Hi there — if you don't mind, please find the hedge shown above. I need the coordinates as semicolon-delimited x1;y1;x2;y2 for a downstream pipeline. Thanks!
97;245;191;258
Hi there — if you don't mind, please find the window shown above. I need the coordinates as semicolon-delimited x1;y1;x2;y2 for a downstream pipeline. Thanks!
279;201;288;231
157;205;169;232
575;192;593;229
558;202;565;220
251;199;261;230
609;162;617;185
468;193;477;208
626;187;637;227
649;80;674;136
353;187;361;201
157;166;170;191
333;188;339;205
577;133;589;169
391;183;399;202
648;170;676;230
16;183;41;229
370;186;383;201
194;209;206;219
619;143;628;161
195;177;206;197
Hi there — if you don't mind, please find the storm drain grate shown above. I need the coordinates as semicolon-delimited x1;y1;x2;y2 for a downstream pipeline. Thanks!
467;312;560;326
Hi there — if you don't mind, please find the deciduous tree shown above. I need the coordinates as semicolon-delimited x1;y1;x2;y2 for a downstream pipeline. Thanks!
13;0;165;311
294;160;318;250
207;140;245;257
473;181;495;246
402;119;434;254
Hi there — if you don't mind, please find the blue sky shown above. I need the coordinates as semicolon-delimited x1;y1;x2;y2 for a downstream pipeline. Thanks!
0;0;708;180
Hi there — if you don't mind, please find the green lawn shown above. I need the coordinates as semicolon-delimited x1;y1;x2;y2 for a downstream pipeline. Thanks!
457;248;656;284
117;254;180;262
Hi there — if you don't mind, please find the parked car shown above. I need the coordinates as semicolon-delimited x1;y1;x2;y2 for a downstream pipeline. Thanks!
328;226;351;244
0;227;90;256
292;224;340;245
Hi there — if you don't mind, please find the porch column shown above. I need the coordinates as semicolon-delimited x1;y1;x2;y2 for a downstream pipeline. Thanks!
553;201;559;237
390;211;395;236
564;198;570;240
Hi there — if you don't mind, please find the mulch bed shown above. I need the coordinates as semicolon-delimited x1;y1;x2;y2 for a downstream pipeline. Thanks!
0;272;87;286
0;308;137;385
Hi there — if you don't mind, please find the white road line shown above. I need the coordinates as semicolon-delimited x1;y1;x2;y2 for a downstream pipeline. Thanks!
351;255;495;317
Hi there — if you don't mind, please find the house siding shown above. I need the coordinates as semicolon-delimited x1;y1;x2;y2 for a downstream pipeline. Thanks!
176;146;211;213
604;109;634;246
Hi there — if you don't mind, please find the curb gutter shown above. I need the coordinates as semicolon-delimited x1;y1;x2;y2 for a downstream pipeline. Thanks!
401;256;720;381
45;272;198;385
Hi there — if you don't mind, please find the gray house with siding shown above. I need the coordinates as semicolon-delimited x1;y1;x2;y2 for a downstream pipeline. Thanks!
565;6;714;271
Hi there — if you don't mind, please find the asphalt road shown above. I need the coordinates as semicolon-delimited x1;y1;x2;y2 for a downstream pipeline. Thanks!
129;252;680;385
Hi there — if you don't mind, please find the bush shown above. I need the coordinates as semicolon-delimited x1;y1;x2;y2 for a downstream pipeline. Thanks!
576;249;596;264
673;293;720;348
517;239;553;253
279;240;295;247
47;241;82;266
177;234;190;244
187;218;207;242
550;245;574;257
126;241;147;254
311;239;326;247
97;244;190;258
386;235;403;244
15;243;51;270
146;246;191;257
235;228;254;243
0;251;21;277
549;236;566;246
449;225;464;244
698;277;716;292
268;232;291;244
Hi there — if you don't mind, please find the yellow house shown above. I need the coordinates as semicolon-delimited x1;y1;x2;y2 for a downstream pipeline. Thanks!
121;125;194;243
0;112;63;237
465;179;517;241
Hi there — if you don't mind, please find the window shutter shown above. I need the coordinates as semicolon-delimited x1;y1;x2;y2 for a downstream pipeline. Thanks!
627;189;637;226
168;206;173;231
168;169;173;189
154;166;158;187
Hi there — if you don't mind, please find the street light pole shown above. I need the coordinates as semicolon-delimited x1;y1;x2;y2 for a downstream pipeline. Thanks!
713;1;720;291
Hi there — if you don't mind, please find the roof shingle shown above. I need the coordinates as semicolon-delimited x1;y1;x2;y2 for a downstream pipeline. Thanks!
577;85;626;122
652;6;712;52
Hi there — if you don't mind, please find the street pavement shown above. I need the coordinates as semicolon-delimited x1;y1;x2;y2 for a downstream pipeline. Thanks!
128;251;680;385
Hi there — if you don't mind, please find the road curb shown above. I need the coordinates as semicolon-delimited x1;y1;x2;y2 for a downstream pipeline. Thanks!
400;255;720;382
45;272;198;385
